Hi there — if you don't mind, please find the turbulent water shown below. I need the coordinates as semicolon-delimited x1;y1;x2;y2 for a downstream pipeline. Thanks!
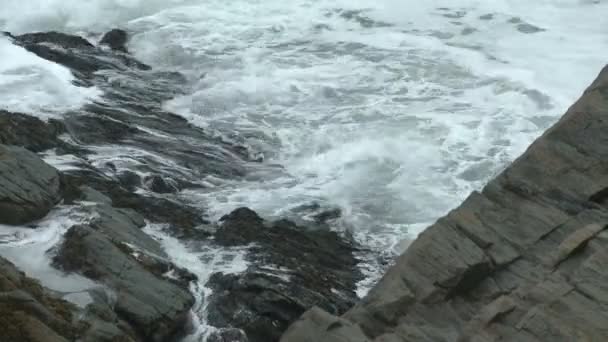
1;0;607;339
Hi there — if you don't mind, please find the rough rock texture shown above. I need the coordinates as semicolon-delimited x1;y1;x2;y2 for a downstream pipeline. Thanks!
0;145;62;225
12;31;150;76
0;257;79;342
0;110;64;152
61;171;209;239
281;65;608;341
53;197;195;342
207;207;362;342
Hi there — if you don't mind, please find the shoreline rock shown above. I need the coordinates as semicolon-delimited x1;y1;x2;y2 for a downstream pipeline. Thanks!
2;27;606;342
207;208;363;342
0;145;62;225
281;65;608;341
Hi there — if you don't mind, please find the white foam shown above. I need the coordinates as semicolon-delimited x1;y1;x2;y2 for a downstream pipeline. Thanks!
0;37;101;119
0;206;100;305
2;0;607;297
143;223;248;341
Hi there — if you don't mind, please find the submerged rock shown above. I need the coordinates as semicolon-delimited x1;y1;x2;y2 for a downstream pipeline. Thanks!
208;207;362;342
100;29;129;53
281;65;608;341
0;145;61;225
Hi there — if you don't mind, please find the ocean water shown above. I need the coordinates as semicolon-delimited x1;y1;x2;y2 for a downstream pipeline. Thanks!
1;0;607;339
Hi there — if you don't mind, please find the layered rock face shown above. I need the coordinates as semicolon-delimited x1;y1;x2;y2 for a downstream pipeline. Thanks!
0;257;80;342
282;66;608;341
0;145;62;225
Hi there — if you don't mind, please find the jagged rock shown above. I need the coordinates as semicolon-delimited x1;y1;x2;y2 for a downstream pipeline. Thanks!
116;170;142;191
281;66;608;341
208;207;362;342
0;257;79;342
16;31;94;49
0;110;64;152
61;171;209;239
100;29;129;53
0;145;61;225
11;31;150;76
53;203;195;342
144;175;179;194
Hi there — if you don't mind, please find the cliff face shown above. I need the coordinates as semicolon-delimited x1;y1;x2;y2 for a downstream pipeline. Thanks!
282;65;608;342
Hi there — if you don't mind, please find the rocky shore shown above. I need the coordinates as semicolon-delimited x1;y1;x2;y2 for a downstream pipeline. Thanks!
0;30;362;341
281;65;608;341
1;28;606;342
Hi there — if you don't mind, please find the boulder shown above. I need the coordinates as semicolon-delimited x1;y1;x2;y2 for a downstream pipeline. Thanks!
0;145;61;225
144;175;179;194
99;29;129;53
280;65;608;342
207;208;362;342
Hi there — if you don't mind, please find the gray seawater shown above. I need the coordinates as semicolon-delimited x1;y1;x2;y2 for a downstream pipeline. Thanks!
1;0;607;339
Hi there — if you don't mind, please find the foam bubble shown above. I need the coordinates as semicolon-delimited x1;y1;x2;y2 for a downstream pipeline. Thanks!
0;37;101;119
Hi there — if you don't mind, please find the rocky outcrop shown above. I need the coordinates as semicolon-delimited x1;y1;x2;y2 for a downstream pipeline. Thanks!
0;257;79;342
281;65;608;341
207;208;363;342
53;192;195;342
0;145;62;225
0;110;63;152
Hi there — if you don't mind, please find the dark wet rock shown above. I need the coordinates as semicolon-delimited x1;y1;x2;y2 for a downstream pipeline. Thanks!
100;29;129;53
207;328;249;342
442;10;467;19
208;207;362;342
281;65;608;341
0;145;61;225
313;208;342;224
61;170;208;239
0;110;64;152
461;27;477;35
11;30;150;77
516;23;545;34
13;32;101;75
144;175;179;194
7;30;249;191
0;257;80;342
53;202;195;342
78;186;113;205
328;9;392;28
507;17;545;34
63;114;141;145
116;171;142;191
16;31;94;49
